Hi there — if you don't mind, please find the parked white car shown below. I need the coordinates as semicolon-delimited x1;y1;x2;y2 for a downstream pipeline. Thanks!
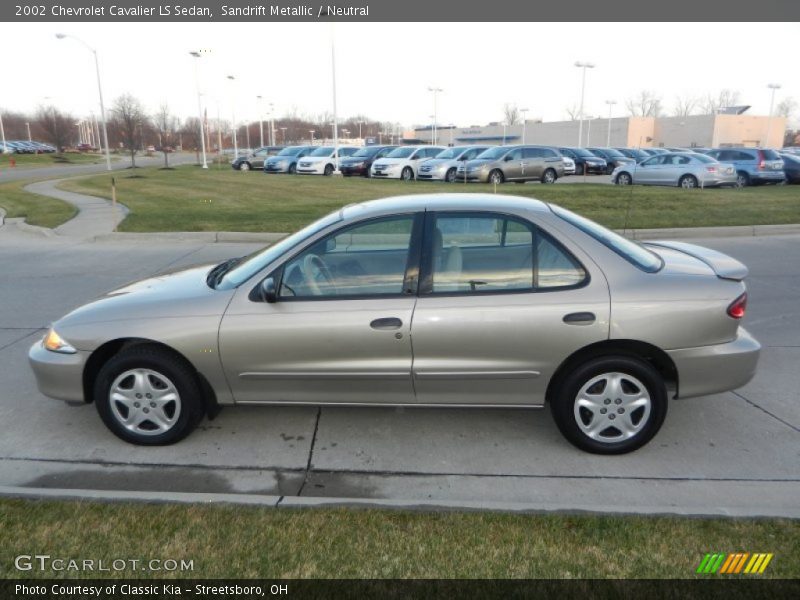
371;145;446;180
296;146;358;175
562;155;576;175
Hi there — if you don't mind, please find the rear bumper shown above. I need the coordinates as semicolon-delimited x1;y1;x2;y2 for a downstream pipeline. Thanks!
29;340;89;404
667;327;761;400
750;171;786;183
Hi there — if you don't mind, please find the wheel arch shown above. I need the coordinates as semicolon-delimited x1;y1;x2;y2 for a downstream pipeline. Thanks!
545;339;679;405
82;338;219;418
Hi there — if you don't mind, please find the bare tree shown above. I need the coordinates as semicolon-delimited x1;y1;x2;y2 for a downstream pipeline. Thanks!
625;91;663;117
152;104;179;168
701;89;741;114
672;95;698;118
776;97;797;119
181;117;202;162
565;105;580;121
111;94;145;168
35;105;76;153
503;103;520;126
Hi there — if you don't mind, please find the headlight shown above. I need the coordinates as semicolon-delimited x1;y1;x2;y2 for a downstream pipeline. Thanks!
43;328;77;354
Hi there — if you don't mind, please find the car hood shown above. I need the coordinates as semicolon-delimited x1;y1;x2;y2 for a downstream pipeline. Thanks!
340;156;370;164
462;159;493;168
298;156;330;163
55;264;235;328
420;158;456;168
373;158;410;166
267;155;294;163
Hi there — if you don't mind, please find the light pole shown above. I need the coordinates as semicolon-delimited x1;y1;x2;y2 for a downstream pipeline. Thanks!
605;100;616;147
226;75;238;158
56;33;111;170
189;51;209;168
269;102;275;147
0;111;6;151
330;25;341;174
574;61;595;148
428;86;443;145
586;116;594;146
765;83;781;148
280;127;287;144
309;130;315;144
256;95;264;148
520;107;529;144
429;115;435;144
25;122;32;142
357;120;364;141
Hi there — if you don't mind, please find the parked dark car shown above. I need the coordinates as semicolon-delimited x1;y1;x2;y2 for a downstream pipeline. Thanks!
780;152;800;184
232;146;284;171
704;148;785;187
263;146;316;174
586;147;636;174
557;147;607;175
614;147;650;162
339;145;397;177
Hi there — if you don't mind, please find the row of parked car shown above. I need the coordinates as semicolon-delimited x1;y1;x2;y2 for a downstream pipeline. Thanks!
0;140;57;154
232;143;800;187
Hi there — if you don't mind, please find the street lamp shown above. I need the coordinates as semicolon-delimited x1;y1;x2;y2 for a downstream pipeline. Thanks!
765;83;781;148
226;75;238;158
25;122;32;142
309;130;315;144
189;51;209;168
574;61;595;147
428;86;443;145
520;107;529;144
256;95;264;148
605;100;616;147
269;102;275;147
357;119;364;140
56;33;111;170
586;116;594;146
280;127;287;144
0;111;6;152
330;25;341;174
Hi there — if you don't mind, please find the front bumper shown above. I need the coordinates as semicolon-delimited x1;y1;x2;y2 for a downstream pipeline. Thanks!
583;162;607;174
667;327;761;400
340;165;368;176
371;167;402;178
456;170;488;182
264;163;291;173
29;339;90;404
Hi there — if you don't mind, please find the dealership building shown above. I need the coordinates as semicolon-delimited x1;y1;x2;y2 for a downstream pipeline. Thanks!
409;111;787;149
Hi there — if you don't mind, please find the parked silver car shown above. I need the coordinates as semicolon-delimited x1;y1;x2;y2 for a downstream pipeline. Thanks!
612;152;737;188
29;194;760;454
416;146;490;182
458;145;565;184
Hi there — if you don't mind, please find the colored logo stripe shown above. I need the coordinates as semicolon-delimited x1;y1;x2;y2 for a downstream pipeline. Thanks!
697;552;773;574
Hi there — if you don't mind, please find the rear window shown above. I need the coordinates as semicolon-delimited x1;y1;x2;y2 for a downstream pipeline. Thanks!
550;205;663;273
761;149;781;160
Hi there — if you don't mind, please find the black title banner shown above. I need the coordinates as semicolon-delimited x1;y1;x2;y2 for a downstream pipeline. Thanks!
3;0;800;22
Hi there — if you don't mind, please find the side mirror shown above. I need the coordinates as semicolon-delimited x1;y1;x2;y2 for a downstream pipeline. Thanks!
260;277;278;303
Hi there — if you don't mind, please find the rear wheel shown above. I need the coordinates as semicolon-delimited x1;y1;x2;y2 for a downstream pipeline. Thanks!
736;171;750;187
288;163;297;174
550;356;668;454
401;167;414;181
576;163;585;176
541;168;557;184
94;346;204;445
445;168;457;183
239;162;251;172
679;174;698;189
616;172;632;185
323;163;334;176
488;169;504;185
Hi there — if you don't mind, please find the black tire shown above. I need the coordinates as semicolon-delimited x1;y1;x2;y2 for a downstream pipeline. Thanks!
679;174;698;189
288;163;297;174
323;163;334;176
616;172;632;185
445;168;457;183
239;162;251;172
541;168;557;184
736;171;749;187
550;355;668;454
576;163;585;176
94;345;204;446
401;167;414;181
488;169;504;185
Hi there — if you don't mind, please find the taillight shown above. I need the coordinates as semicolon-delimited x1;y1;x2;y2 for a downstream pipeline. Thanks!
757;150;766;170
706;166;717;173
727;292;747;319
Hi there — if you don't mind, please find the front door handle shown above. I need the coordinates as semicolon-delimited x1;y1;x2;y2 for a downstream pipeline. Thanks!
370;317;403;330
563;312;596;325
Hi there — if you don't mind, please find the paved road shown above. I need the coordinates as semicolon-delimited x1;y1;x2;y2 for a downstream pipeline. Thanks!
0;225;797;515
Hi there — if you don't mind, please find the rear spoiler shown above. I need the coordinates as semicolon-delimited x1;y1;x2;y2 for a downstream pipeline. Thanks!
644;241;748;281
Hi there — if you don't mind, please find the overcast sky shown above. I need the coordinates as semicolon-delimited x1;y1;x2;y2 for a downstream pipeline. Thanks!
4;22;799;127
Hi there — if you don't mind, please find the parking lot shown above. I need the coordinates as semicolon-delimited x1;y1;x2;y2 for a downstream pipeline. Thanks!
0;223;797;516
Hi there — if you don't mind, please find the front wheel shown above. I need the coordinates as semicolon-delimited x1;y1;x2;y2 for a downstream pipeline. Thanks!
616;172;632;185
94;346;204;445
488;169;504;185
401;167;414;181
323;163;334;176
445;168;457;183
239;162;251;172
541;168;557;184
550;356;668;454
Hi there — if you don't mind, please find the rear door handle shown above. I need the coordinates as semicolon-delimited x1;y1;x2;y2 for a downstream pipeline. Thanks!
563;312;596;325
370;317;403;330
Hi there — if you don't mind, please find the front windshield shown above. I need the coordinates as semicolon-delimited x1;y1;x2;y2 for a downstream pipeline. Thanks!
351;146;379;158
571;148;597;158
309;146;333;157
385;147;414;159
277;147;303;157
476;146;509;160
435;147;464;159
217;210;343;289
598;148;625;158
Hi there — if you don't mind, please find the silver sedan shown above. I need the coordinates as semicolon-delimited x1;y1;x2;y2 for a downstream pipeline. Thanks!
29;194;760;454
612;152;738;188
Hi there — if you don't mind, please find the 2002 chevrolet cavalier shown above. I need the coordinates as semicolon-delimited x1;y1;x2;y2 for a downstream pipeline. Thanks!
29;194;760;453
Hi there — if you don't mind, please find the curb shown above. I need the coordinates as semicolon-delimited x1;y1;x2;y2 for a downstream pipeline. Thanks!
619;223;800;240
90;231;289;243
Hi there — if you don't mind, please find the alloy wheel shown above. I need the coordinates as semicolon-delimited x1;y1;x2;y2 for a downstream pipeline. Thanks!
573;372;652;443
109;368;182;436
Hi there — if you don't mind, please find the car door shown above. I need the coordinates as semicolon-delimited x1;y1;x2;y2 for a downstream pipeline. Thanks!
502;148;524;180
410;211;610;405
219;213;422;405
634;155;664;183
251;149;268;168
522;147;544;180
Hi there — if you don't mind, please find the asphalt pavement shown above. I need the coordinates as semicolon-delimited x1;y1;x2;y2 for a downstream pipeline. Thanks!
0;223;797;516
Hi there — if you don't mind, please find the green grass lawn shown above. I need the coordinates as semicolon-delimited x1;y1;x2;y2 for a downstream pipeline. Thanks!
0;499;797;579
0;152;112;169
57;166;800;233
0;179;77;228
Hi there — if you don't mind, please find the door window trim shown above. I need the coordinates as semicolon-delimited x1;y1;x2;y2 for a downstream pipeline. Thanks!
418;210;589;297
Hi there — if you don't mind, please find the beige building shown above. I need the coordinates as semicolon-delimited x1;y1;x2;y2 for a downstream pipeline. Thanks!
410;113;787;149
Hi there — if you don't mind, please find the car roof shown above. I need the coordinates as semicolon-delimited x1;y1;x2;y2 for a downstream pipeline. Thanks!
341;193;551;220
